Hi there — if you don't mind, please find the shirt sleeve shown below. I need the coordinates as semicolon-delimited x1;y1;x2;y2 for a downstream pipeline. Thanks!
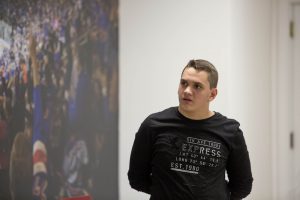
128;118;153;194
226;127;253;199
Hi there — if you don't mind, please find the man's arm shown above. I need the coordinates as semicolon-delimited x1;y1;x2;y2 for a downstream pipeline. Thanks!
226;128;253;199
128;119;153;194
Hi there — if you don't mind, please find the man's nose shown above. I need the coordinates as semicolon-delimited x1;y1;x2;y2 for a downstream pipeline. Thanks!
184;86;192;95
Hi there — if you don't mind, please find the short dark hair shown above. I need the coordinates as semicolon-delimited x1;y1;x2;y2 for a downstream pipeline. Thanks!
181;59;218;88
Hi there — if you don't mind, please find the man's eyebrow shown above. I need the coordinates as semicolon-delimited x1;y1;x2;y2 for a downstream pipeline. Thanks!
180;78;204;86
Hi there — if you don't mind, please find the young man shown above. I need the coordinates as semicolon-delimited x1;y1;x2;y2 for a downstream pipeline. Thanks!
128;59;253;200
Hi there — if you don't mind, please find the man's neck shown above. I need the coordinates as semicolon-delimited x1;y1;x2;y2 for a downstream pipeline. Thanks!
178;107;214;120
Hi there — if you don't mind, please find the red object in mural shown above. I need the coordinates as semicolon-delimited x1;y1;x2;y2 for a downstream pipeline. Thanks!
61;195;92;200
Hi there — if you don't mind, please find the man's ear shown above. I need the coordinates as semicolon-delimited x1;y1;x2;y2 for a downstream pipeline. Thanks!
209;88;218;101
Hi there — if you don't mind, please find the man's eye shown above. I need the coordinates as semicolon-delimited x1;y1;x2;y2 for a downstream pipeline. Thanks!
194;84;202;90
180;80;188;87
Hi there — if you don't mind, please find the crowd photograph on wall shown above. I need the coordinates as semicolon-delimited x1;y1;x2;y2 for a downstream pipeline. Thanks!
0;0;119;199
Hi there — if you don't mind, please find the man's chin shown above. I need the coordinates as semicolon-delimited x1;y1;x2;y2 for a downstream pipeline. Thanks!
179;105;194;113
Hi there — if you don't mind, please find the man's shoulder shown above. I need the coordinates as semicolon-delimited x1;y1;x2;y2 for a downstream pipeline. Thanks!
147;107;177;120
214;112;241;131
141;107;178;126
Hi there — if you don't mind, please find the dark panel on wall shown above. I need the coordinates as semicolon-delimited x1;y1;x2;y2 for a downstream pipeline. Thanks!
0;0;118;199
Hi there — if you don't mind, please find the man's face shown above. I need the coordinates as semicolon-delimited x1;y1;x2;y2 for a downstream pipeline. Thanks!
178;67;217;118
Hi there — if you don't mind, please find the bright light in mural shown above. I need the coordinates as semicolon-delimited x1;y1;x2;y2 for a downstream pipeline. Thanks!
0;0;118;199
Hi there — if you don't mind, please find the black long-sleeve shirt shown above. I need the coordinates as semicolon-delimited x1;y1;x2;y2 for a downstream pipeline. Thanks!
128;107;253;200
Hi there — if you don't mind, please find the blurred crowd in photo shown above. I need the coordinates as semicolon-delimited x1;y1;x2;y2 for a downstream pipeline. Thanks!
0;0;119;199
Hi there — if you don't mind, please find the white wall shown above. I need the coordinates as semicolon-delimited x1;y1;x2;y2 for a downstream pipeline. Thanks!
119;0;273;199
228;1;273;199
273;0;300;199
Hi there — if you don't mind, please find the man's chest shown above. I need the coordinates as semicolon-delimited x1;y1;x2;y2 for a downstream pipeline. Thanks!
151;128;230;175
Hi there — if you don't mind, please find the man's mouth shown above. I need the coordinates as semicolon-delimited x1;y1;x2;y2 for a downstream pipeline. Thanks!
182;97;192;102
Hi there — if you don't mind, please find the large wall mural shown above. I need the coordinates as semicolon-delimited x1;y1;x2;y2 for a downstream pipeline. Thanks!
0;0;118;199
